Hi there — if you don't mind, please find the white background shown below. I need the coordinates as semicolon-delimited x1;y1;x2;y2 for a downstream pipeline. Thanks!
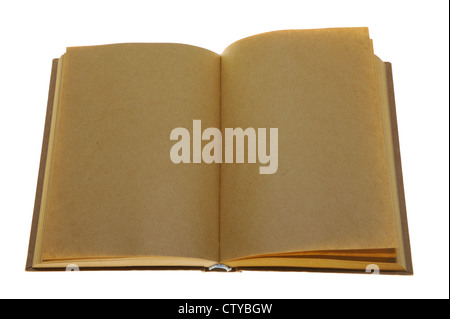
0;0;448;299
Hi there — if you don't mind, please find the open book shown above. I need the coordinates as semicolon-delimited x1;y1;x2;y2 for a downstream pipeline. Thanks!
26;28;413;274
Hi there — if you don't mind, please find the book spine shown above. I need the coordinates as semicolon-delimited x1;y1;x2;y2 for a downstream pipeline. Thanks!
208;264;233;272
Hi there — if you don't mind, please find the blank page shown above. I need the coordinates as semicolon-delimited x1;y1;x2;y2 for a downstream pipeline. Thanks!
220;28;398;261
41;44;221;262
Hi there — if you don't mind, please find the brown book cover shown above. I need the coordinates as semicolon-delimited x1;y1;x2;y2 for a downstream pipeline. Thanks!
26;58;412;274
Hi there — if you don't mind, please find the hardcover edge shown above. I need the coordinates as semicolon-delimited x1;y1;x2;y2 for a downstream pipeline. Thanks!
25;61;412;274
384;62;413;275
25;59;59;271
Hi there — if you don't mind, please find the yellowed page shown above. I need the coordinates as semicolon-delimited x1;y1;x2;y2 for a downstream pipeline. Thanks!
41;43;221;262
220;28;398;261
